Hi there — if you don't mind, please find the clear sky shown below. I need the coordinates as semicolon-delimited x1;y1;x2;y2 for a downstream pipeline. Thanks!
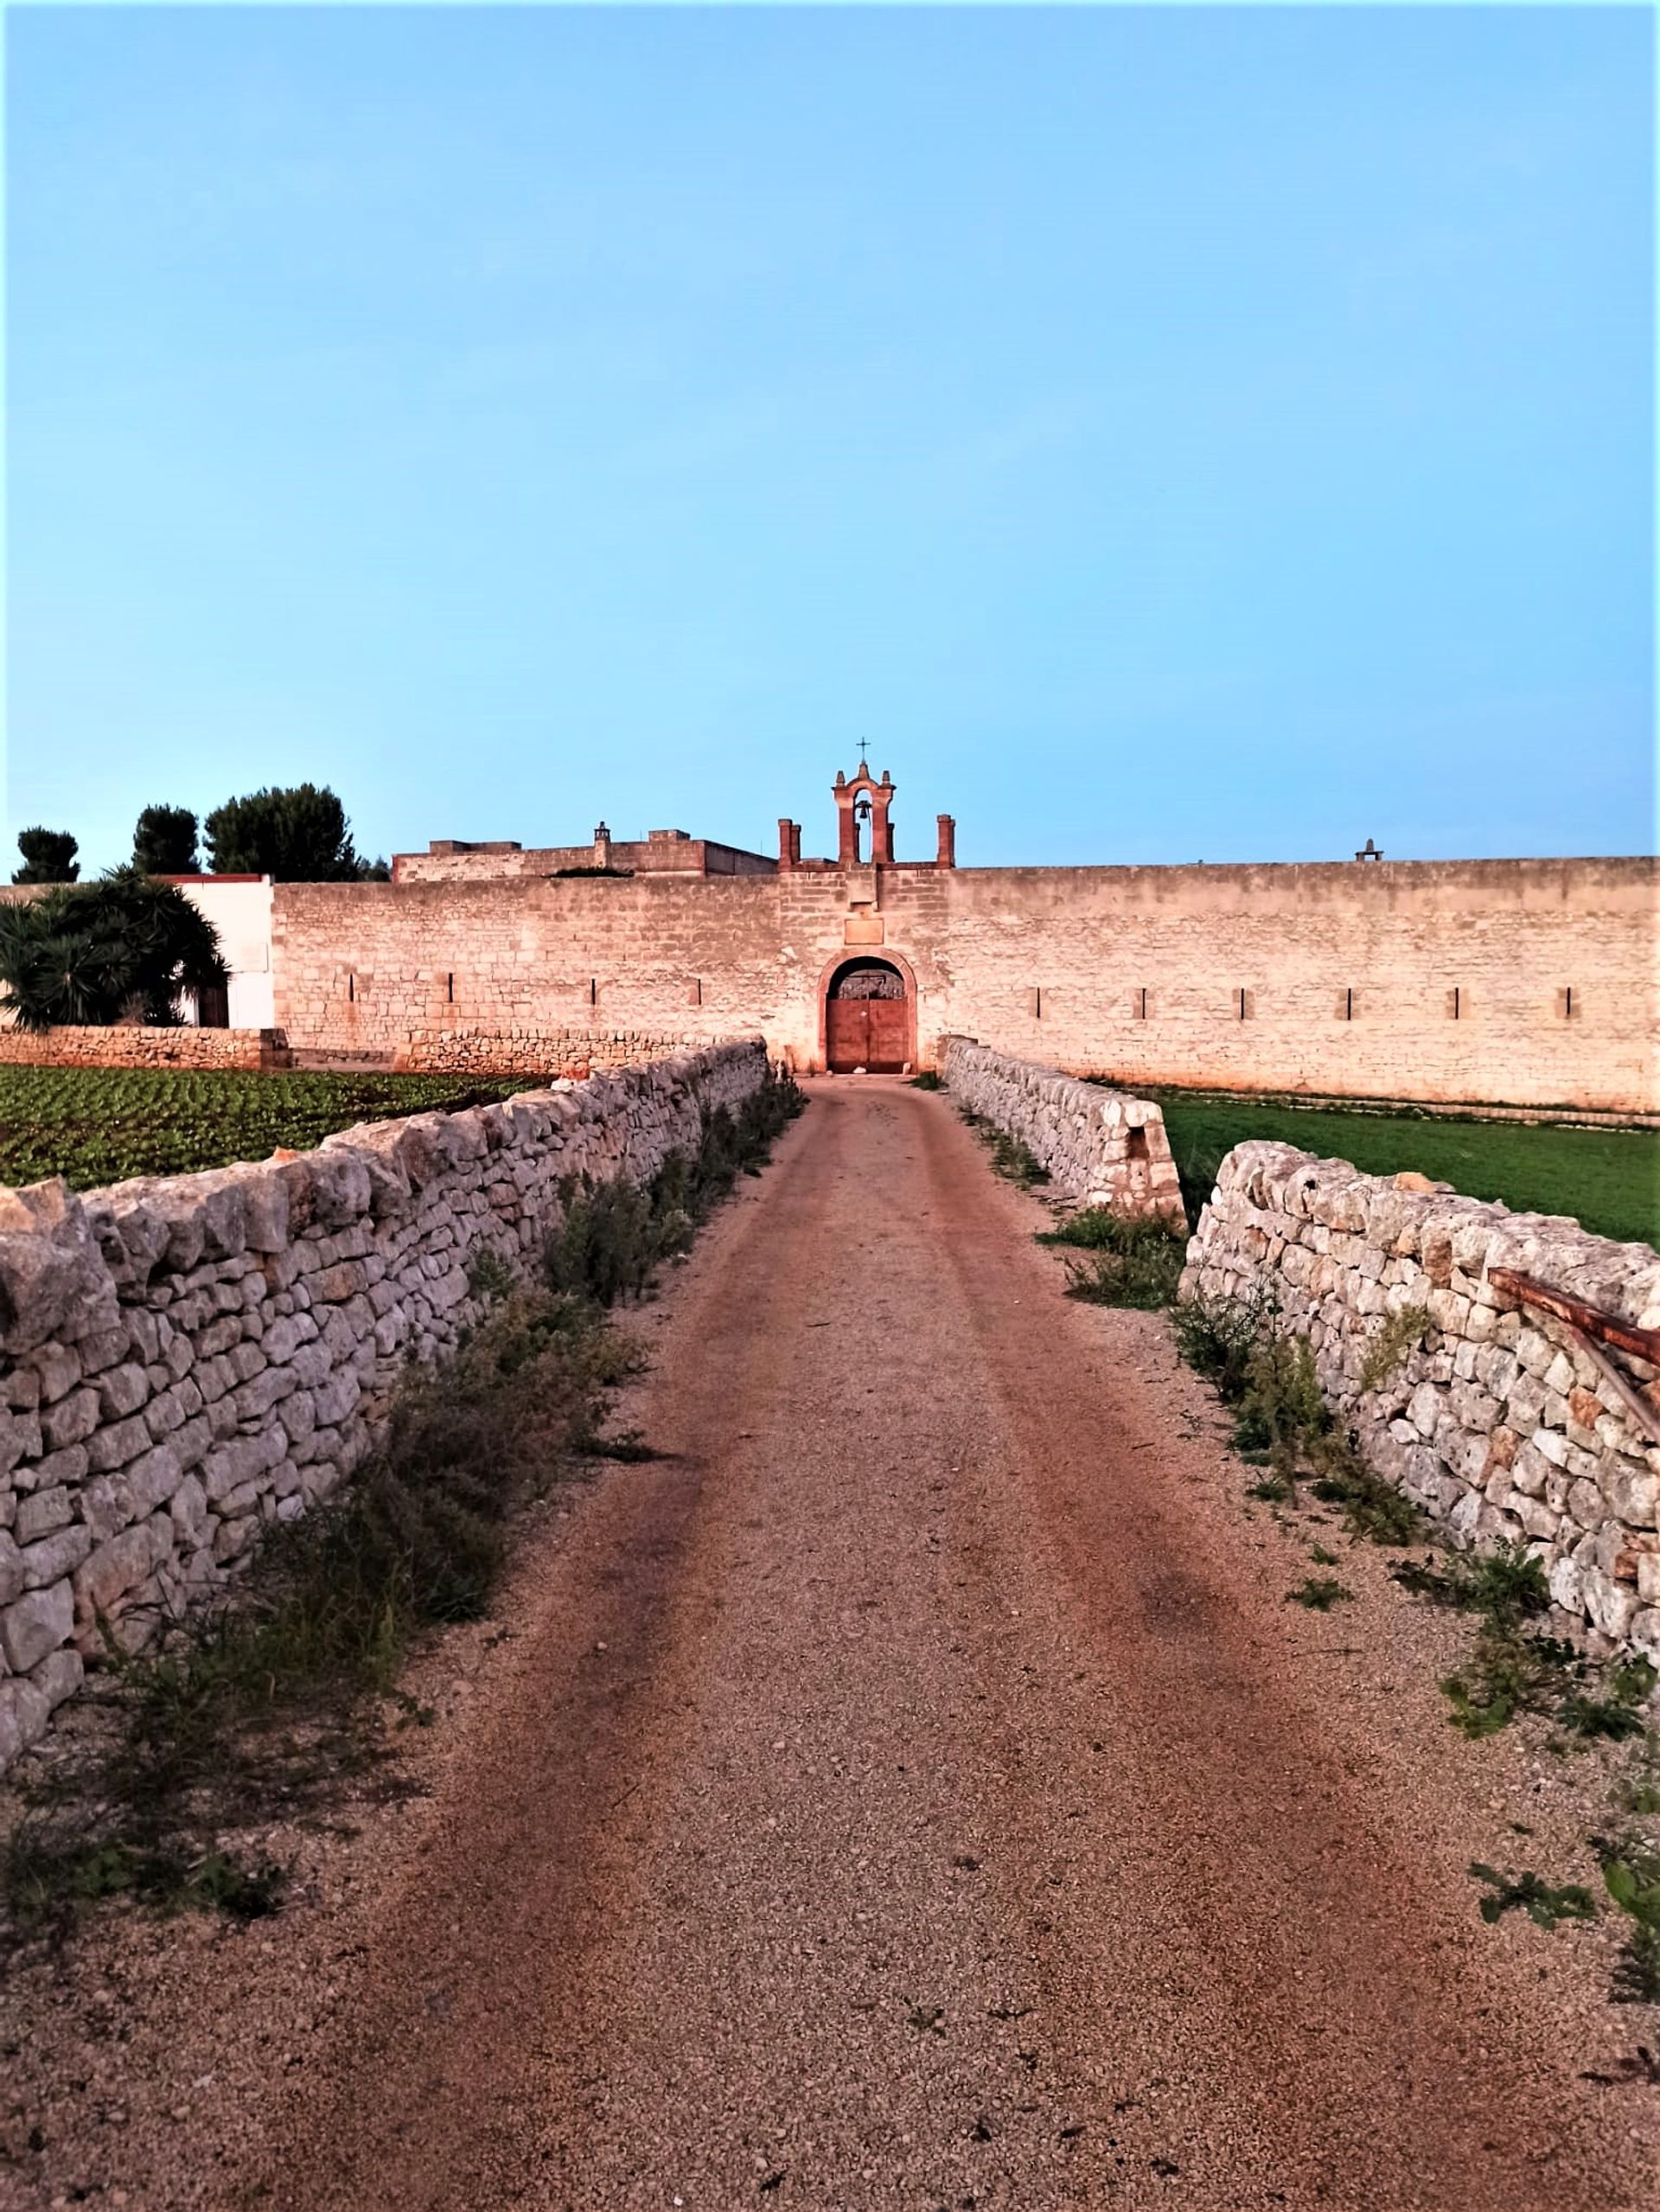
5;4;1653;873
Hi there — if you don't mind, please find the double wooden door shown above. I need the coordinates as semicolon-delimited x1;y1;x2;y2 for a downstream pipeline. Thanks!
827;995;908;1073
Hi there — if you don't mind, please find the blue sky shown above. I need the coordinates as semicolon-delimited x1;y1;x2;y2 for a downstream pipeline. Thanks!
5;5;1653;871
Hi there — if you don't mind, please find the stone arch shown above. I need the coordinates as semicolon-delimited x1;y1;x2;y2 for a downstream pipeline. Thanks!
816;950;917;1073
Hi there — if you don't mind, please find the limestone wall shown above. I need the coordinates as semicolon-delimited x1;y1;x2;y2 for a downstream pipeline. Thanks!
0;1026;292;1072
1181;1141;1660;1654
941;1039;1185;1219
0;1039;769;1774
272;853;1657;1114
394;1026;716;1077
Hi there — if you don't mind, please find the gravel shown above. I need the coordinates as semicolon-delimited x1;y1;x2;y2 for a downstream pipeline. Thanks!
1;1079;1656;2210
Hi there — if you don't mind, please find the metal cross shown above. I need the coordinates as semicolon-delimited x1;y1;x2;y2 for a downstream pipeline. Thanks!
857;738;870;767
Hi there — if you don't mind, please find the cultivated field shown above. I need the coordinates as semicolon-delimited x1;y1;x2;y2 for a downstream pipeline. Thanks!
1151;1088;1659;1249
0;1065;537;1188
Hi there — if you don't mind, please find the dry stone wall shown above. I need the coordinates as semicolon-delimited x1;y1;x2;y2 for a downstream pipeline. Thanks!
1182;1141;1660;1656
0;1026;292;1072
395;1026;715;1077
941;1039;1185;1219
0;1039;769;1774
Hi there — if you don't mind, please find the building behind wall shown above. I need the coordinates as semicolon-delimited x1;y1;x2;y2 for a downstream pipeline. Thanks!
265;764;1658;1116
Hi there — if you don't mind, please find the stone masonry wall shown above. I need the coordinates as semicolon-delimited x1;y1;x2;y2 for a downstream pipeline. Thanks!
273;854;1657;1114
1181;1141;1660;1656
0;1039;769;1774
941;1038;1185;1219
0;1026;292;1072
394;1026;716;1077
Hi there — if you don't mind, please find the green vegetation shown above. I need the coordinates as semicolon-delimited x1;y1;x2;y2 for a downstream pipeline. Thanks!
132;804;201;876
204;782;361;880
0;1065;548;1188
1141;1088;1657;1248
0;871;227;1032
1171;1290;1421;1543
959;1109;1049;1187
1597;1834;1660;2001
1038;1208;1186;1309
11;827;80;884
908;1070;944;1090
1358;1304;1433;1393
1286;1576;1352;1611
3;1072;804;1938
1386;1541;1658;1742
1469;1864;1598;1931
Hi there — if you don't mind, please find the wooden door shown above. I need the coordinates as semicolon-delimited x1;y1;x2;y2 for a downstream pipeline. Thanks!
865;997;908;1072
827;1000;871;1071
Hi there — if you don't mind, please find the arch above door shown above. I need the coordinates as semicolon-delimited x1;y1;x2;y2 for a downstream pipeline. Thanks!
818;952;916;1073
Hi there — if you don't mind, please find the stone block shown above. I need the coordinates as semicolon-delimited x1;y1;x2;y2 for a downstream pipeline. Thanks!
41;1386;99;1452
2;1578;73;1672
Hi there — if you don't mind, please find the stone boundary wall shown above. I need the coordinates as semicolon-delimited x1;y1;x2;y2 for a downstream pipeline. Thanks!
0;1026;292;1073
1181;1141;1660;1657
273;855;1657;1114
0;1039;769;1774
940;1038;1185;1219
393;1026;716;1078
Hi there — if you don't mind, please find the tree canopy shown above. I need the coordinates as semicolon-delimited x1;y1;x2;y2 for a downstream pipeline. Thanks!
204;784;360;880
12;828;80;885
0;870;228;1031
133;804;201;876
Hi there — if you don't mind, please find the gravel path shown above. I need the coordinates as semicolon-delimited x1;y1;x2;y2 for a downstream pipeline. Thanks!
4;1080;1656;2209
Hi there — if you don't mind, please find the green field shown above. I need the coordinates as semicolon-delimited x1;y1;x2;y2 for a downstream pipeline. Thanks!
0;1066;539;1191
1149;1090;1659;1250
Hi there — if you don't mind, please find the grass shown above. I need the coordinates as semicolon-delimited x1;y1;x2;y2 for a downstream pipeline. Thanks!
0;1064;541;1188
1140;1087;1658;1248
2;1070;805;1939
959;1109;1049;1188
1038;1209;1187;1309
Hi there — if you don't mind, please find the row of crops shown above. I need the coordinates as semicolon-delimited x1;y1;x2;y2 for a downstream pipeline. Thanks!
0;1067;540;1192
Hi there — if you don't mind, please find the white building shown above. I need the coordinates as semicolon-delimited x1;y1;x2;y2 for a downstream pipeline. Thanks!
169;874;276;1029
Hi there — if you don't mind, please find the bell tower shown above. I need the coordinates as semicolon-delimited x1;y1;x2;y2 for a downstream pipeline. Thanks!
833;762;896;867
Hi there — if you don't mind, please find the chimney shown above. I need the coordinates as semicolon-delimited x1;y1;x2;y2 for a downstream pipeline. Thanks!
936;814;956;869
777;819;801;871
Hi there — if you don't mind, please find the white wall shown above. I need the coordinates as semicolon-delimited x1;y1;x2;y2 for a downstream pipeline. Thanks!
172;877;275;1029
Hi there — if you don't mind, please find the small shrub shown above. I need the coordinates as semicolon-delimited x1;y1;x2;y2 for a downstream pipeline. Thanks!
467;1247;518;1303
1598;1835;1660;2001
1442;1627;1580;1739
1171;1289;1275;1404
1391;1539;1549;1626
1052;1216;1185;1310
1616;1732;1660;1818
910;1071;944;1090
1470;1864;1597;1930
1560;1657;1658;1743
1358;1304;1433;1393
1306;1438;1422;1545
1287;1577;1353;1611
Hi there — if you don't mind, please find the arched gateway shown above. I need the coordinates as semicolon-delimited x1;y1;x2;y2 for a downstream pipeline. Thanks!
823;956;913;1074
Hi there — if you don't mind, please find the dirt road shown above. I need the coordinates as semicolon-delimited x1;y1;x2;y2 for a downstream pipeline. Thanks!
148;1084;1659;2206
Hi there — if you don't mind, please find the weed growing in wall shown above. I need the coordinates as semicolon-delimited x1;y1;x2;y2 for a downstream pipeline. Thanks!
1358;1304;1433;1394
